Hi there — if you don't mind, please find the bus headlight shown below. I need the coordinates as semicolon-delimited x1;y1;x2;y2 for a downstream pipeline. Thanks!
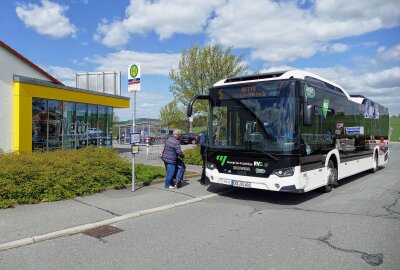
273;167;294;177
206;162;216;170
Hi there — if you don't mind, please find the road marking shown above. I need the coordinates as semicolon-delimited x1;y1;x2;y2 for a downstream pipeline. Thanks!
0;188;233;252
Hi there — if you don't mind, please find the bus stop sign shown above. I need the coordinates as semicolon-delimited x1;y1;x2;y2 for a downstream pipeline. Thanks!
130;132;141;144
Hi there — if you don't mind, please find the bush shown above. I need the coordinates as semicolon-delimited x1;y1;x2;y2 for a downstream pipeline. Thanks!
183;145;203;165
191;126;206;134
0;148;165;208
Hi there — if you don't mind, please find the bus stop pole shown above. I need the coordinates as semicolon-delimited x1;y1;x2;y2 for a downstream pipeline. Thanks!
132;91;136;191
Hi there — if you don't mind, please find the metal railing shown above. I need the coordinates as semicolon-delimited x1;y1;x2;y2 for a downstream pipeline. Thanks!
76;72;121;96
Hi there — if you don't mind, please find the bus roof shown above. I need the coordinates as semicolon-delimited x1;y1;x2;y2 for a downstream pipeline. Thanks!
214;70;352;100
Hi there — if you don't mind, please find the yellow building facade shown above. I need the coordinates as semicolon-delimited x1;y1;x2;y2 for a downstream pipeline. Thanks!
1;40;129;153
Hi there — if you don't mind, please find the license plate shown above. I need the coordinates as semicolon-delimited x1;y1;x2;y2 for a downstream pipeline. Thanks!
217;178;232;185
231;180;251;188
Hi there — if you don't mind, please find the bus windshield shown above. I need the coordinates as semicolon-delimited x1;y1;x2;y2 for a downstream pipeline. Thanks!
209;80;299;154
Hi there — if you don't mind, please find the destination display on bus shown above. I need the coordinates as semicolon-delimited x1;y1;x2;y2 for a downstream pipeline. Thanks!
211;81;293;101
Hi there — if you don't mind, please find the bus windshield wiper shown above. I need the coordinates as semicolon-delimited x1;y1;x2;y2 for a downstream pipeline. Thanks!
249;144;278;162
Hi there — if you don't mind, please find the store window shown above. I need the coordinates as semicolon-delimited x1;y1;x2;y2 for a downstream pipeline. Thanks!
32;98;48;151
48;100;63;150
107;107;113;146
32;98;113;151
63;102;76;149
98;106;107;145
88;104;98;145
76;103;88;148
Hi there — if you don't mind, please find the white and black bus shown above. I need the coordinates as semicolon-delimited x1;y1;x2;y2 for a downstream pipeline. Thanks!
187;70;389;193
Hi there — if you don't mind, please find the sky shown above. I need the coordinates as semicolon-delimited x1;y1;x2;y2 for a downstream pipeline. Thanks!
1;0;400;120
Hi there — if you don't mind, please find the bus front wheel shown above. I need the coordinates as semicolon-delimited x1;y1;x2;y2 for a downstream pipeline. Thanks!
323;160;337;193
371;152;379;173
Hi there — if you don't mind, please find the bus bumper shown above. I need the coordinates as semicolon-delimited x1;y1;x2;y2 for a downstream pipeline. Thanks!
206;167;305;193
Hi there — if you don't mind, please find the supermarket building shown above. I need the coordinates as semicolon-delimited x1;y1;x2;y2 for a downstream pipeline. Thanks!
0;40;130;153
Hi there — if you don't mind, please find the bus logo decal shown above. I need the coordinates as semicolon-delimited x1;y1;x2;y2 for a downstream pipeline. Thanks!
216;155;228;166
254;161;263;167
323;99;329;119
255;168;266;174
304;85;315;98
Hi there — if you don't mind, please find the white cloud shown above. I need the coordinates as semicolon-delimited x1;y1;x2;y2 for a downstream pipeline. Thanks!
377;46;386;54
45;65;82;86
377;43;400;62
314;0;399;26
116;91;174;120
363;67;400;89
94;20;128;48
16;0;77;39
94;0;224;47
94;0;400;64
320;43;350;53
208;0;400;63
90;50;181;75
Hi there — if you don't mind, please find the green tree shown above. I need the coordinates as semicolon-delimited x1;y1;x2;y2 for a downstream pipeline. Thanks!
169;44;248;113
159;100;185;130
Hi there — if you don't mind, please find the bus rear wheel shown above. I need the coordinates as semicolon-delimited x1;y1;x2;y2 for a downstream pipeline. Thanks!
323;160;337;193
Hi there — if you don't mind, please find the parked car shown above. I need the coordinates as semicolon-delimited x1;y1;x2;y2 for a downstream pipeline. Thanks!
180;133;200;144
88;128;107;145
88;128;104;137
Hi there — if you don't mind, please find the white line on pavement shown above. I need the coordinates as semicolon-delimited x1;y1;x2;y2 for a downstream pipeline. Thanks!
0;188;234;252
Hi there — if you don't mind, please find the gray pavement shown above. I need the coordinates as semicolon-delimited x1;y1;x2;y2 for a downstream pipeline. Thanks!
0;143;208;251
0;177;229;251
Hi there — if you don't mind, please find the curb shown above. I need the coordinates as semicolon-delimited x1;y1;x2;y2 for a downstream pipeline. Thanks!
0;187;233;252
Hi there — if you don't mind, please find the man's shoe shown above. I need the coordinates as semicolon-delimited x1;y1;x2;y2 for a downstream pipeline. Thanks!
176;180;182;189
167;185;175;189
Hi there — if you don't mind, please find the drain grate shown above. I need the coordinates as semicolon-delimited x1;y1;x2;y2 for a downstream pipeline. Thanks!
83;225;124;239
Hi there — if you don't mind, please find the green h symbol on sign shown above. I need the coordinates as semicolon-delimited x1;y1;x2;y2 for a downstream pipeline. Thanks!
216;155;228;166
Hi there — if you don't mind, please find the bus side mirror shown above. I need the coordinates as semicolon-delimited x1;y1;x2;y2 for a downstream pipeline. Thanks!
187;100;194;117
187;95;212;117
304;105;314;126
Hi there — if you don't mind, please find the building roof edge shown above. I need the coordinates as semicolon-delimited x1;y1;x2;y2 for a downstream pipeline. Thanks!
14;75;129;100
0;40;64;86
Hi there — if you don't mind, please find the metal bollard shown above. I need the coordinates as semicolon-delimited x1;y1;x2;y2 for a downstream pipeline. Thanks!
146;138;149;161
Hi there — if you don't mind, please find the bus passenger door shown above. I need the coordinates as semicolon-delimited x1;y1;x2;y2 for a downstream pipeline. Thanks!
300;105;323;172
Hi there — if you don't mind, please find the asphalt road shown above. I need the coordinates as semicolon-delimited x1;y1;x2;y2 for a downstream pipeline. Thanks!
1;144;399;270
